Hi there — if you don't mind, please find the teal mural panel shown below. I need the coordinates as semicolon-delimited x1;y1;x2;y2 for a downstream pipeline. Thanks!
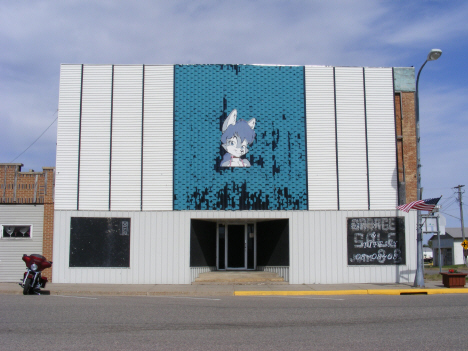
173;64;307;210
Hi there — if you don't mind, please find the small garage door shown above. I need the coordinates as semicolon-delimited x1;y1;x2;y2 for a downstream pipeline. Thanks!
0;205;44;282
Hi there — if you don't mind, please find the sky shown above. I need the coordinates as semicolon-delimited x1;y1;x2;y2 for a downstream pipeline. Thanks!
1;0;467;228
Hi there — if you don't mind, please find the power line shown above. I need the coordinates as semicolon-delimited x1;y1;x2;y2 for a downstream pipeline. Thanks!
441;198;458;211
9;112;58;163
440;196;456;206
440;194;456;204
439;211;460;220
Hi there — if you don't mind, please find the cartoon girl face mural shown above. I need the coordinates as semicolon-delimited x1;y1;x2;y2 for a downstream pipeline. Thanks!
220;109;256;167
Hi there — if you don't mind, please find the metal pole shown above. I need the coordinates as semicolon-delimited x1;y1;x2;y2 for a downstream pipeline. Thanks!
455;185;466;241
412;50;442;285
454;185;466;264
436;212;442;273
414;61;427;287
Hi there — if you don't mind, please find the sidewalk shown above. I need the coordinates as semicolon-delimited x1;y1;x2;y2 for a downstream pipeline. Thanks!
2;280;468;297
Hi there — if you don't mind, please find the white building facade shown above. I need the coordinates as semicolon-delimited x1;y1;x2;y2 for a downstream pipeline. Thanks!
53;64;417;284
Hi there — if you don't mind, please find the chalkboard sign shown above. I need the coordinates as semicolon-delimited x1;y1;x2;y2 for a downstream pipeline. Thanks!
347;217;405;265
69;217;131;268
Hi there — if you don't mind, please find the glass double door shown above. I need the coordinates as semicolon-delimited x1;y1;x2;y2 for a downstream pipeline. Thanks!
217;223;256;270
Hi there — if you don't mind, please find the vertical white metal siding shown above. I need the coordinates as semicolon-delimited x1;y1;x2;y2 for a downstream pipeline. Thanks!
142;65;174;210
110;65;143;211
190;266;216;282
0;205;44;282
335;67;368;210
56;64;82;210
365;68;398;209
257;266;289;282
305;66;338;210
53;210;190;284
79;65;112;210
289;210;416;285
53;210;415;285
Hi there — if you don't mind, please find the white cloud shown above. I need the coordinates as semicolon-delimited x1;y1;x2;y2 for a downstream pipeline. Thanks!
383;1;468;47
0;0;466;225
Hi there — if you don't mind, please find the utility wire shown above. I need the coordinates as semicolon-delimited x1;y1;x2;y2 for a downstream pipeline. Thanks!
9;111;58;163
442;198;458;211
441;193;457;202
441;195;457;206
439;211;460;220
439;197;457;212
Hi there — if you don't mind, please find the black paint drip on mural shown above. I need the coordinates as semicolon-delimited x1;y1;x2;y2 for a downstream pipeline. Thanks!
271;127;280;151
217;64;241;75
274;187;301;210
187;187;211;210
215;97;229;174
250;154;264;167
187;181;302;210
272;155;280;177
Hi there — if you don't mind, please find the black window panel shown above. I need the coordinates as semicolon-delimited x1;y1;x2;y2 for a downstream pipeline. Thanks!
257;219;289;266
190;220;217;267
69;217;130;268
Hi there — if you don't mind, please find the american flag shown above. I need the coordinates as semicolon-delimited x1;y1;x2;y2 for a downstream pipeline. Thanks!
397;197;441;213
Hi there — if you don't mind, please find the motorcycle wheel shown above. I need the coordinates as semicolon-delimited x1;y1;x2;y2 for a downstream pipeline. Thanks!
23;278;32;295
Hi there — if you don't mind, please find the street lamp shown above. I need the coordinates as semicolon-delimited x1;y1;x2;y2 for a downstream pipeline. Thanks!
414;49;442;288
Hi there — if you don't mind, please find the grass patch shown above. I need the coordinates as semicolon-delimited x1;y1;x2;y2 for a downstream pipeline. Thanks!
426;264;466;269
424;274;441;281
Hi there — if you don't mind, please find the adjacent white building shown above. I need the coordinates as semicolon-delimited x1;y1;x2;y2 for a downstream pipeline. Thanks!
430;227;468;266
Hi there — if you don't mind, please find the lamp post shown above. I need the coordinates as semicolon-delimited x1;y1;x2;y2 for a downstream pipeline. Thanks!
414;49;442;288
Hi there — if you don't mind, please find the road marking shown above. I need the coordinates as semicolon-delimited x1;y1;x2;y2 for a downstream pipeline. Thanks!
154;296;221;301
285;297;345;301
55;295;98;300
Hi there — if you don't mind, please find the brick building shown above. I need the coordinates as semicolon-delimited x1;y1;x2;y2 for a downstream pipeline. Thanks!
0;164;55;282
53;64;418;285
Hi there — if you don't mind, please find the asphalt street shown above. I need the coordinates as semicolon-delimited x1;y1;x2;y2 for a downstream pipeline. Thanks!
1;294;467;350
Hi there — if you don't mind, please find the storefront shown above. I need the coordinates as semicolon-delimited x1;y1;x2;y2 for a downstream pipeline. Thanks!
53;63;417;284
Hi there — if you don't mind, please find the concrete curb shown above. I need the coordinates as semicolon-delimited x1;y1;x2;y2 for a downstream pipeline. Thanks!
234;288;468;296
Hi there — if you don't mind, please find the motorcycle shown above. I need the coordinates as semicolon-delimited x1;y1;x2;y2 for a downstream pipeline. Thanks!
19;254;52;295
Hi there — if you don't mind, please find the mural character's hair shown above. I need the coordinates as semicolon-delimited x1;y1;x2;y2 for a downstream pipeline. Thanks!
221;120;256;144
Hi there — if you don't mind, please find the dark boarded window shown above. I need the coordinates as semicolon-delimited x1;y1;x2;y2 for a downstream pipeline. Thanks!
69;217;130;268
190;220;217;267
257;219;289;266
347;217;405;265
